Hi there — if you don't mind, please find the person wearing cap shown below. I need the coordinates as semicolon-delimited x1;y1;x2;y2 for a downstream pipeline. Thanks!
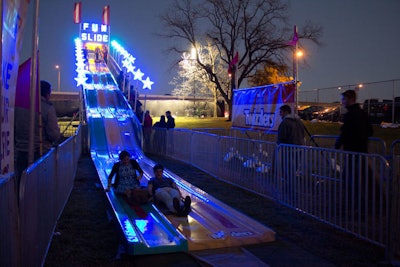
40;80;61;152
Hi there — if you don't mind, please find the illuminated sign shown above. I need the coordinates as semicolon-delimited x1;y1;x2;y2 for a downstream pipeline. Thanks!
80;22;109;43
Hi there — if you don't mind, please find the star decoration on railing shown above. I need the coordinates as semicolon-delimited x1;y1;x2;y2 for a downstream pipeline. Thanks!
74;38;88;87
111;40;154;90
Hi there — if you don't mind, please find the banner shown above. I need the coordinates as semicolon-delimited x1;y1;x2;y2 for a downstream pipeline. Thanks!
73;2;82;24
1;0;29;175
102;5;110;25
15;58;39;111
232;82;296;131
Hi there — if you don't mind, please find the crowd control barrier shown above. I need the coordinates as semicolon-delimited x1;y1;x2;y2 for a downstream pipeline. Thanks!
146;128;398;260
0;126;82;267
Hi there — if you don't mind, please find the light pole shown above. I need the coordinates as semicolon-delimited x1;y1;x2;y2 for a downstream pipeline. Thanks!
55;65;61;92
294;49;303;110
190;47;197;113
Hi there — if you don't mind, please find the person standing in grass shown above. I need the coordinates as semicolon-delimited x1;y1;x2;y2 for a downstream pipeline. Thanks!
277;104;305;145
335;90;373;153
335;89;374;212
165;110;175;129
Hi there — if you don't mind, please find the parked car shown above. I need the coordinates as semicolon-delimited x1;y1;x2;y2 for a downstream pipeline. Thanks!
316;106;341;122
298;105;324;120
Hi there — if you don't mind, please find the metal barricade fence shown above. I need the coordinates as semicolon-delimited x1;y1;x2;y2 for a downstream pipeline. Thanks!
388;140;400;261
191;128;230;136
17;127;82;267
145;128;168;156
230;127;278;142
0;174;20;267
19;151;58;266
167;129;193;163
217;137;276;196
146;128;396;254
190;132;220;175
307;135;387;156
277;144;391;246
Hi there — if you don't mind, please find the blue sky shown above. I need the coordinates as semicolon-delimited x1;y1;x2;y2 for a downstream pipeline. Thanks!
20;0;400;103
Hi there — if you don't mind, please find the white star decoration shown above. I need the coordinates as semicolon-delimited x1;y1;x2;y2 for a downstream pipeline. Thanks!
122;58;131;69
142;77;154;90
74;38;89;87
126;64;136;74
111;40;154;90
133;69;144;80
74;75;88;87
75;38;154;89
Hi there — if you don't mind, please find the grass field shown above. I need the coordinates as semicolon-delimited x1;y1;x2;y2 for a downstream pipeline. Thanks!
174;117;400;147
59;116;400;148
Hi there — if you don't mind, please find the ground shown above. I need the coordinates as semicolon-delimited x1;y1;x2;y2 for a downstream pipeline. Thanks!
44;153;387;267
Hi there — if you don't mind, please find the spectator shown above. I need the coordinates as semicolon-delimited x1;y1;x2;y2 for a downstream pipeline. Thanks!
165;110;175;129
277;105;305;145
153;115;167;153
40;80;62;153
334;90;374;209
143;110;153;150
106;151;149;205
94;47;100;62
148;164;191;216
102;44;108;64
153;115;167;128
117;71;125;91
335;90;373;152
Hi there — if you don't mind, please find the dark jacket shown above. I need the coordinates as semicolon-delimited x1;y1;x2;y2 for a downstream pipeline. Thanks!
335;104;373;153
166;115;175;129
277;114;305;145
108;159;144;188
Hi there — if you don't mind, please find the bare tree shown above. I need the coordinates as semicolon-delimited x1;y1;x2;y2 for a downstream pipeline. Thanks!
248;64;292;86
171;43;230;117
161;0;322;120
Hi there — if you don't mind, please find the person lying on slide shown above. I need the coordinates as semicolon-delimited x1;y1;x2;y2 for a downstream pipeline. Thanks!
148;164;191;216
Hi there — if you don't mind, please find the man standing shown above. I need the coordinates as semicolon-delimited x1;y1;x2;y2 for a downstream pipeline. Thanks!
334;90;373;211
40;81;61;153
335;90;373;152
165;110;175;129
277;105;305;145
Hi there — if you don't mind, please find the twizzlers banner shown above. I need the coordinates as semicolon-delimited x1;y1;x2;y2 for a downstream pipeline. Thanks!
232;82;296;131
1;0;29;175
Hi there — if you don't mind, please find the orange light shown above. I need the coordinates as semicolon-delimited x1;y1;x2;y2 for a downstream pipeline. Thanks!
296;50;303;58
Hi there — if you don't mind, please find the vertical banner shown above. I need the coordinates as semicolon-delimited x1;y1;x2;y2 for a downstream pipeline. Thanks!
102;5;110;25
232;82;296;131
1;0;29;175
73;2;82;24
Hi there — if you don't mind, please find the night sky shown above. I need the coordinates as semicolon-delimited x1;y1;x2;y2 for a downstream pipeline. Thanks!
20;0;400;103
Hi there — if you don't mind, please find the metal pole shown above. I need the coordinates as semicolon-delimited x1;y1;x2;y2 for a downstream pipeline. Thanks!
0;0;3;164
293;44;298;113
392;80;395;124
142;94;147;124
28;0;40;164
57;68;60;91
193;70;195;112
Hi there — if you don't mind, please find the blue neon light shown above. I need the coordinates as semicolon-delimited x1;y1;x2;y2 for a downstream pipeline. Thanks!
135;219;149;234
74;38;88;86
111;40;154;90
122;217;139;243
